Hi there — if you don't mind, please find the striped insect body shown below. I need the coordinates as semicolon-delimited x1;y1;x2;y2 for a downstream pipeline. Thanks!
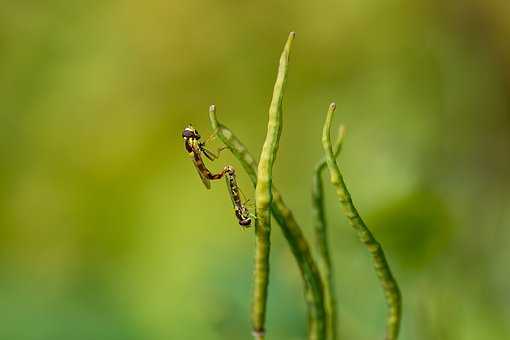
182;124;252;228
224;166;252;227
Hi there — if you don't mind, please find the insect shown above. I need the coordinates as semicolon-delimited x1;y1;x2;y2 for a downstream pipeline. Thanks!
182;125;227;189
182;125;252;227
224;165;252;227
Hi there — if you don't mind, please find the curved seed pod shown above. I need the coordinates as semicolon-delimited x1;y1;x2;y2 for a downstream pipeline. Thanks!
210;105;326;340
322;103;402;340
312;124;345;340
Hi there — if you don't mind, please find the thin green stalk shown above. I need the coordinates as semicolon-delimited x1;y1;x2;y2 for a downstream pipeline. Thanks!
209;105;326;340
321;103;402;340
312;125;345;340
251;31;294;340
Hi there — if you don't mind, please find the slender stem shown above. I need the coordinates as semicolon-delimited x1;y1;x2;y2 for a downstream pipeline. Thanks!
321;103;402;340
251;31;295;338
210;105;326;340
312;125;345;340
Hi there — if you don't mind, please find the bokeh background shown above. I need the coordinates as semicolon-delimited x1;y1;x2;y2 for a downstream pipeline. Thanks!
1;1;510;339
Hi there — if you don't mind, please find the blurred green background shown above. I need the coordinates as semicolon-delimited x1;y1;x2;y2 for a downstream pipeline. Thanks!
1;1;509;339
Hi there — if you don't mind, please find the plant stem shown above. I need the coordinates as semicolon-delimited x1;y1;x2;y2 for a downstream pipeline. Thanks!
321;103;402;340
209;105;326;340
251;31;294;339
312;125;345;340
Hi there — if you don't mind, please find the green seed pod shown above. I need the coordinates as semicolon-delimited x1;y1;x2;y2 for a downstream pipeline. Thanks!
209;105;326;340
312;124;345;340
322;103;402;340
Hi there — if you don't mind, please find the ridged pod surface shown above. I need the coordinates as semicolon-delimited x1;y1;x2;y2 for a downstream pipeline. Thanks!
209;102;326;339
312;125;345;340
322;103;402;340
253;31;293;339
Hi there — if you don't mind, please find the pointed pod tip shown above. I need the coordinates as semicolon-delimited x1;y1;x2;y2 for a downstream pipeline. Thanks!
286;32;295;46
